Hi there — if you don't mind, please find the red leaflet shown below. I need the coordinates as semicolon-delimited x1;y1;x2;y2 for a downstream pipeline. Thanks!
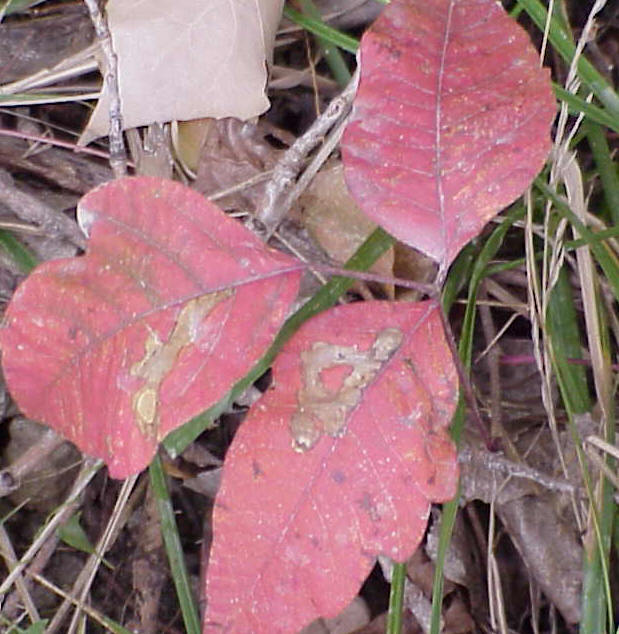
204;300;458;633
342;0;555;269
0;177;300;478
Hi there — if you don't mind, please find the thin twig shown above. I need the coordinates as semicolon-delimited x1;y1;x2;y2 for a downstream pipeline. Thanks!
0;459;102;596
258;68;359;234
83;0;127;177
0;127;127;162
273;115;349;231
311;263;435;296
0;523;40;622
28;572;119;632
459;445;578;496
437;305;492;447
0;169;86;248
208;170;274;202
65;475;140;634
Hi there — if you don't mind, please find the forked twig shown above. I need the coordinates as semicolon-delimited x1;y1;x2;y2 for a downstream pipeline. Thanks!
257;68;360;235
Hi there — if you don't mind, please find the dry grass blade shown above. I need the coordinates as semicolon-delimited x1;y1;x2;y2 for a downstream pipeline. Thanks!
45;474;140;633
0;522;39;623
0;459;102;596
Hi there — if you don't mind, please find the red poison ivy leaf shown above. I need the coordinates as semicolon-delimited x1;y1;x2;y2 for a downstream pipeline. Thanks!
204;300;458;633
0;177;301;478
341;0;556;269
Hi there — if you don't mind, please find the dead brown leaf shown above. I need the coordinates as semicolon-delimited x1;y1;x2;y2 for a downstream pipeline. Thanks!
295;161;394;293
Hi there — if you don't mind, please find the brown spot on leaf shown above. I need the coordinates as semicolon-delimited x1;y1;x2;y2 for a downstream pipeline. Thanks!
130;289;234;438
291;327;403;451
357;492;379;522
252;459;264;478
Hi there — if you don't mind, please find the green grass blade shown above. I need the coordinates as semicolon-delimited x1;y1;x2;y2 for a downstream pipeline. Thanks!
442;244;476;312
543;226;615;631
297;0;352;87
546;264;614;633
553;86;619;135
555;383;615;634
0;618;48;634
149;454;201;634
430;207;523;633
547;267;591;414
283;6;359;54
0;230;38;273
163;227;394;456
386;561;406;634
579;314;615;633
428;480;461;634
581;487;615;634
517;0;619;119
96;616;135;634
585;122;619;225
565;225;619;250
0;0;44;15
534;177;619;300
580;430;615;634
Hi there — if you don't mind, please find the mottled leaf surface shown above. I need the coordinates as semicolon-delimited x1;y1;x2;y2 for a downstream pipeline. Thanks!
341;0;556;267
0;177;300;478
204;300;458;633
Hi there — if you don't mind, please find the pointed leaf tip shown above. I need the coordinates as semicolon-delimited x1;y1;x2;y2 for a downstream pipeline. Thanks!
0;177;301;478
342;0;556;267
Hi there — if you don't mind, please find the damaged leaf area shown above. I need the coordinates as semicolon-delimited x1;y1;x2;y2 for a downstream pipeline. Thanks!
129;289;235;438
204;300;459;633
0;177;301;478
291;326;404;450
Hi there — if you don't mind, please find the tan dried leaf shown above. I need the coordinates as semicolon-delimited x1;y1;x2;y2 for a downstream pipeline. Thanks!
80;0;284;144
296;162;395;280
